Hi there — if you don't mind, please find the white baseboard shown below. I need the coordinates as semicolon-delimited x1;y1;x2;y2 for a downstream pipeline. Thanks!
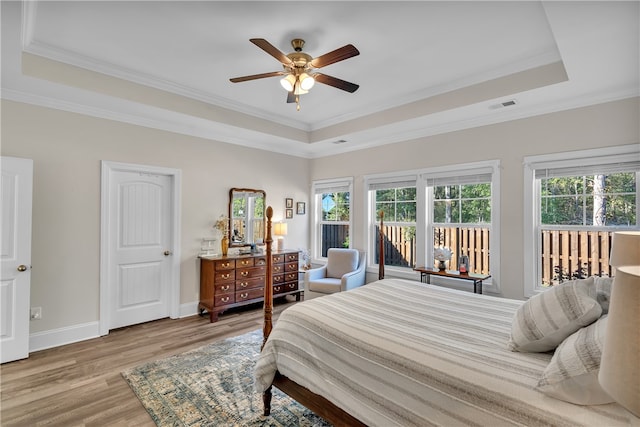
29;321;100;353
179;301;199;318
27;302;207;353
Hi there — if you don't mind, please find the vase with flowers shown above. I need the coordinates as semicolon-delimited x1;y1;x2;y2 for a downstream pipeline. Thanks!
214;214;230;256
434;247;453;271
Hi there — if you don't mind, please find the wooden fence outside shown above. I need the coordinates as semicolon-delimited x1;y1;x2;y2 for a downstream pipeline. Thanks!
330;224;616;285
541;229;614;285
434;226;491;275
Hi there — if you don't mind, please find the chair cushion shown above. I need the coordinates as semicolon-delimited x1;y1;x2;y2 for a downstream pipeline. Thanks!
326;249;359;279
308;278;342;294
508;277;602;352
536;315;613;405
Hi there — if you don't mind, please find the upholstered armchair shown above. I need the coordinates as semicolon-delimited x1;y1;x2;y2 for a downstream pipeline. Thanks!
304;248;366;300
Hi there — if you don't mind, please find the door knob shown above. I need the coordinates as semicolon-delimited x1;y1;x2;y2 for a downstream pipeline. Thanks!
164;250;172;256
17;265;28;272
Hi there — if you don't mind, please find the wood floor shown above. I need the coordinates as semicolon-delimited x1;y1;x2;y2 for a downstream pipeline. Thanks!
0;297;299;427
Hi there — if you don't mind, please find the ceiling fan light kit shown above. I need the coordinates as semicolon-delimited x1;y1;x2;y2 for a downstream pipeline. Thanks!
230;38;360;111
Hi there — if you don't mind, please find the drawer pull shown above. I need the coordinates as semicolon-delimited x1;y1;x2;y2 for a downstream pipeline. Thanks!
240;292;248;299
241;271;249;277
288;255;296;260
221;285;230;291
240;282;248;288
222;262;230;267
241;260;250;265
221;296;230;303
221;273;230;279
274;286;281;292
274;266;281;272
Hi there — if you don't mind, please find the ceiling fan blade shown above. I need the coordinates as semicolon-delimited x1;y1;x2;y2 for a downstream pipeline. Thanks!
310;44;360;68
250;38;293;67
314;73;359;93
286;91;296;103
230;71;285;83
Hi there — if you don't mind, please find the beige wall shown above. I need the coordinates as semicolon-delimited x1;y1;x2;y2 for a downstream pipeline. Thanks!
311;97;640;300
1;100;310;333
1;97;638;339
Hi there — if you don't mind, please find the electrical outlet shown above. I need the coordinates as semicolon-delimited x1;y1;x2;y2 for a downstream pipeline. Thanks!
30;307;42;320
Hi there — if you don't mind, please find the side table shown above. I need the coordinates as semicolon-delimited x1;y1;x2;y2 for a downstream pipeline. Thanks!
413;267;491;294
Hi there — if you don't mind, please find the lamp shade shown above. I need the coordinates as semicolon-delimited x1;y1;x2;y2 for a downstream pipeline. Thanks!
609;231;640;267
273;222;287;236
280;74;296;92
598;265;640;417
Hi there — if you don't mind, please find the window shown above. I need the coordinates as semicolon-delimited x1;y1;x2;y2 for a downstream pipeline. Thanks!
424;163;497;281
524;145;640;296
366;161;500;291
367;175;417;269
311;178;353;259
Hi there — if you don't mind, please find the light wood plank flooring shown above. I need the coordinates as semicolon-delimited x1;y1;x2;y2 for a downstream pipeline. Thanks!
0;297;298;426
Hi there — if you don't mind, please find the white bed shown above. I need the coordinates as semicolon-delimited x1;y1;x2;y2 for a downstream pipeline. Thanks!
256;278;639;426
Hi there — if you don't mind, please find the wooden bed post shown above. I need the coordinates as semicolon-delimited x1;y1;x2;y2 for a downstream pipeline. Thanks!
379;210;385;280
262;206;274;350
262;206;274;416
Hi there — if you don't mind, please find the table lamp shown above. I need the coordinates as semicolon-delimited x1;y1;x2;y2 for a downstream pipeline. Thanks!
273;222;287;252
598;231;640;417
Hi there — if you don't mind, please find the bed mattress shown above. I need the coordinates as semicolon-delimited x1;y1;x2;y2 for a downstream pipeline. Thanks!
255;278;638;426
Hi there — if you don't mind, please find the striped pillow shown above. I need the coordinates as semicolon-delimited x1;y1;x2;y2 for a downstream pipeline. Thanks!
536;315;613;405
508;277;602;352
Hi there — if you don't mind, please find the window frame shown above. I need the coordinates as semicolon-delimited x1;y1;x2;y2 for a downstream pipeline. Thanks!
365;160;501;293
365;173;418;277
311;177;354;263
523;144;640;297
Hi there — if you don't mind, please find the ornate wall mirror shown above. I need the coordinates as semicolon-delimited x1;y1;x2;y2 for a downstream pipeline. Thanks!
228;188;266;247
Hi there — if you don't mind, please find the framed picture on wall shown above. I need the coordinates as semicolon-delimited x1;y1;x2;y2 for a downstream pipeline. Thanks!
285;198;293;209
296;202;305;215
285;209;293;219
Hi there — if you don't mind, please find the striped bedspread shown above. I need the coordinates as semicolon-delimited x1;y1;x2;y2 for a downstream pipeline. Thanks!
255;278;639;426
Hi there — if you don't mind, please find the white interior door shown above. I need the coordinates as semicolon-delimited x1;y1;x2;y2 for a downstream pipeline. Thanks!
105;166;175;330
1;157;33;363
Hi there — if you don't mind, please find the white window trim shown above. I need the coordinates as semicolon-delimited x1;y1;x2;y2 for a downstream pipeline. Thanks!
365;160;501;294
523;144;640;297
311;177;354;264
364;172;419;279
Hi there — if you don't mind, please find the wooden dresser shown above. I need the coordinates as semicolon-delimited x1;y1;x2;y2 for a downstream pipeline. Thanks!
198;250;301;322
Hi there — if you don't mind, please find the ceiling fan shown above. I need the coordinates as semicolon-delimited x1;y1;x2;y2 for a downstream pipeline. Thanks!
230;38;360;110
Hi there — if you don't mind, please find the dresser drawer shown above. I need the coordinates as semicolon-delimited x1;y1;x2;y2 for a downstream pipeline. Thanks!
273;284;286;295
273;273;284;284
215;270;235;282
284;272;298;282
236;276;264;290
236;287;263;302
285;262;298;272
236;257;254;268
272;254;285;264
272;264;285;274
214;293;234;307
284;282;298;292
237;265;266;279
285;253;299;263
215;259;235;270
214;283;234;294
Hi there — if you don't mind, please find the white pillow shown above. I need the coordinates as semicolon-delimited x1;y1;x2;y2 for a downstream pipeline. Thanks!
536;315;613;405
589;276;613;314
508;277;602;352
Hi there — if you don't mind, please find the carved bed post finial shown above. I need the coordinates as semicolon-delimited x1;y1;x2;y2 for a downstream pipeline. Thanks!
262;206;274;351
379;210;385;280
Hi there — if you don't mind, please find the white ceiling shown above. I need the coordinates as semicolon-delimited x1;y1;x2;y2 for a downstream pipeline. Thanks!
2;1;638;158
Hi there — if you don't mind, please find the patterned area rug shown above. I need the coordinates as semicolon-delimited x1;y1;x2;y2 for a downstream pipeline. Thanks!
122;329;331;426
